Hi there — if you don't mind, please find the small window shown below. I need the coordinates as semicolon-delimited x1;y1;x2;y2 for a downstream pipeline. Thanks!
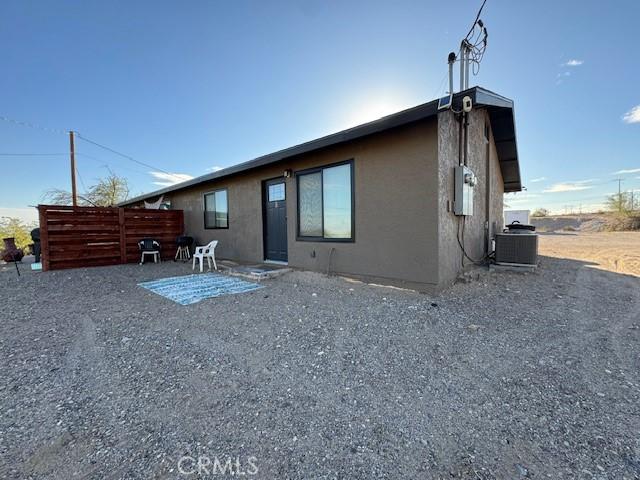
268;183;285;202
296;160;353;241
204;189;228;229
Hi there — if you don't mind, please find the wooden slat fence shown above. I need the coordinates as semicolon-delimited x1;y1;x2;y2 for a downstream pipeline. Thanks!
38;205;184;271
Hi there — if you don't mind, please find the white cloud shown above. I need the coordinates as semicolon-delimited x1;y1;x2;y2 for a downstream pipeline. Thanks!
148;171;194;187
0;207;39;224
612;167;640;174
543;179;596;193
563;59;584;67
207;166;224;172
530;177;546;183
503;192;541;206
505;192;540;200
622;105;640;124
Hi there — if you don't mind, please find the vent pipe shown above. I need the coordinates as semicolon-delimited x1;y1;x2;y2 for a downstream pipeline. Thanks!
447;52;456;94
459;42;466;92
459;40;472;91
464;42;470;89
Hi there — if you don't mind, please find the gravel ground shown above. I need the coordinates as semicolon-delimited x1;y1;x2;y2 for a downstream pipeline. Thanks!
1;256;639;479
539;231;640;277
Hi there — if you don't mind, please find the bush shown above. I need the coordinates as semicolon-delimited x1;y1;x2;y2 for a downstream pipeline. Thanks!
0;217;37;251
604;215;640;231
531;208;549;217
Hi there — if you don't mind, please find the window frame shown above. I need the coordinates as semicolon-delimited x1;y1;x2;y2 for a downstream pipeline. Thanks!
295;159;355;243
203;188;229;230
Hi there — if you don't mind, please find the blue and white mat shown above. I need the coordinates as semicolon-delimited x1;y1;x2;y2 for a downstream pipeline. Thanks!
138;273;263;305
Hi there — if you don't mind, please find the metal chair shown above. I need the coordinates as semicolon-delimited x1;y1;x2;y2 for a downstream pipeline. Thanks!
138;238;161;264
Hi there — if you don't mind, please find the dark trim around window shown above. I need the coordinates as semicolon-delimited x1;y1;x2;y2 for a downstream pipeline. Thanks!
203;188;229;229
295;159;355;243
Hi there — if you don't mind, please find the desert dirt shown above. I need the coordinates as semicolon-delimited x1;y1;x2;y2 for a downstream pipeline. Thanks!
2;233;640;478
539;231;640;277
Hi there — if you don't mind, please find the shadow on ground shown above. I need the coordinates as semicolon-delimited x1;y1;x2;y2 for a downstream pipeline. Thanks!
1;255;639;479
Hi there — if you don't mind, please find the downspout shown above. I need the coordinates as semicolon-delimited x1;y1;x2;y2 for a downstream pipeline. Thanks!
485;119;491;254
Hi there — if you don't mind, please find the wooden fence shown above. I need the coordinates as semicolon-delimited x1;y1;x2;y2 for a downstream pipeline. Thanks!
38;205;184;271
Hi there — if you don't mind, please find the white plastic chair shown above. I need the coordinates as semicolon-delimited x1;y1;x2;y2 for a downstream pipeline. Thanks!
192;240;218;272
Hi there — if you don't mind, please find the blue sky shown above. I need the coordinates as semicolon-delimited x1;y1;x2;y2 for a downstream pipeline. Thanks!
1;0;638;222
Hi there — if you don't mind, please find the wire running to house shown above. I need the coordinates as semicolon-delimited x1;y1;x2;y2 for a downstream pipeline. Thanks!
75;152;150;177
464;0;487;40
459;0;489;78
74;133;187;181
0;113;189;184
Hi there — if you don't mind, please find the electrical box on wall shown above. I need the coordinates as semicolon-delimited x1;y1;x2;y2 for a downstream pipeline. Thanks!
454;165;477;216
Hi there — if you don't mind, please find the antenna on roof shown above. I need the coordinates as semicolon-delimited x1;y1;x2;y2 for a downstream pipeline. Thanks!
448;0;489;94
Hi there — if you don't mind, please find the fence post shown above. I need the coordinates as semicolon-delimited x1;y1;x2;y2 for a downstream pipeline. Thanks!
38;206;50;271
118;208;126;264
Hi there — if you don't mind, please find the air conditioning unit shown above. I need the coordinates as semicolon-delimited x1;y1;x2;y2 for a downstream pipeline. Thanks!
495;233;538;266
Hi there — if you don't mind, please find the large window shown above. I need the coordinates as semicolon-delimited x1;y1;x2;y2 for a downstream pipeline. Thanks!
296;160;353;241
204;189;228;229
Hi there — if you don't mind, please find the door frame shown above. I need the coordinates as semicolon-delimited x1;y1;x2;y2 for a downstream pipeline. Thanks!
261;176;288;263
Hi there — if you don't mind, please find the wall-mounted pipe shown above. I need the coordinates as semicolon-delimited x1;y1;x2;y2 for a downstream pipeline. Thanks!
447;52;456;94
459;43;466;92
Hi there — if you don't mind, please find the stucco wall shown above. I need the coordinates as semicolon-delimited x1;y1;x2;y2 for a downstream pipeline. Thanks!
152;120;441;287
437;108;504;286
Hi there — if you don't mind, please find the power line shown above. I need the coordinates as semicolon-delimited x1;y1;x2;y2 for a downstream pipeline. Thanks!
0;113;186;182
74;133;186;180
0;153;68;156
75;165;88;193
464;0;488;40
431;70;450;98
0;115;67;136
76;152;149;176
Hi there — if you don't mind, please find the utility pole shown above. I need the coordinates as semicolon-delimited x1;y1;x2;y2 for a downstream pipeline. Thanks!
614;178;623;212
69;130;77;207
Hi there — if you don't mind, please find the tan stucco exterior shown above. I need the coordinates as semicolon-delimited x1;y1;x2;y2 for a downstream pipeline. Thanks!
127;109;506;290
437;109;504;285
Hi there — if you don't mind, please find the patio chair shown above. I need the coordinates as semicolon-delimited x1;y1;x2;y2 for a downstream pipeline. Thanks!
174;236;194;262
138;238;161;264
192;240;218;272
31;228;41;263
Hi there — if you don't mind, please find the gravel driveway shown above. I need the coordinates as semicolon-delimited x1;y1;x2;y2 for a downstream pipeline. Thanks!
2;256;639;479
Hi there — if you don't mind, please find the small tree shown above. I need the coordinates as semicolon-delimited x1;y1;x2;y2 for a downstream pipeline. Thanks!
606;192;632;215
0;217;37;251
531;208;549;217
44;173;129;207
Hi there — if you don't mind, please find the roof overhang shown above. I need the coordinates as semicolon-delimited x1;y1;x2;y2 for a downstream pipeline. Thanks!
461;88;522;192
121;86;521;205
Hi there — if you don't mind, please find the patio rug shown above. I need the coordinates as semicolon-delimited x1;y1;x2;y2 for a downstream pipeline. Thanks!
138;273;263;305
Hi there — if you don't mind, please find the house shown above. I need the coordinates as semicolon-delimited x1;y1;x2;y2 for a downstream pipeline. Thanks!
121;86;521;290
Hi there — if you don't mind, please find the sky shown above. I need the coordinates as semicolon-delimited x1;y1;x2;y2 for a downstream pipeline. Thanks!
1;0;639;223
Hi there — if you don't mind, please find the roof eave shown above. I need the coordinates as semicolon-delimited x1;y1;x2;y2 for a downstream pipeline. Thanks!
121;86;522;205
